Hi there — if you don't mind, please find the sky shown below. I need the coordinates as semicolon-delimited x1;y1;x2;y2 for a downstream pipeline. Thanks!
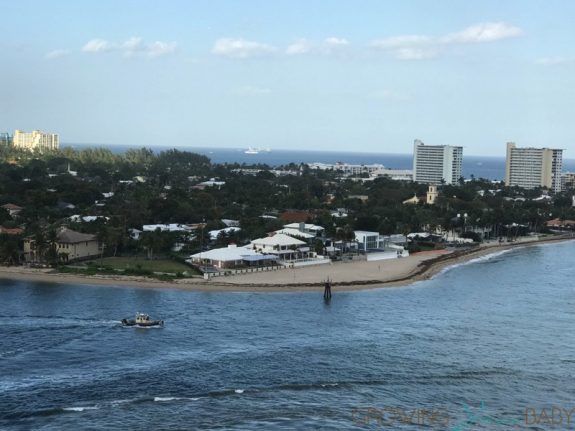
1;0;574;156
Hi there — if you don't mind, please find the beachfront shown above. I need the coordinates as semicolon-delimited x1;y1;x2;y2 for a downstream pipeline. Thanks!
0;234;571;292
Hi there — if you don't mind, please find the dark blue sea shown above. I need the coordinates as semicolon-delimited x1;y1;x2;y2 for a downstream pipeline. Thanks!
65;144;575;181
2;240;575;430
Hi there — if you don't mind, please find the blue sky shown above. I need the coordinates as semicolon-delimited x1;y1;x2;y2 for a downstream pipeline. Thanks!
1;0;574;156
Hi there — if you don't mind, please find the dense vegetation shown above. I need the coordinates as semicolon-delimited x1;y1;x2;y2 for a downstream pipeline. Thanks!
0;145;573;265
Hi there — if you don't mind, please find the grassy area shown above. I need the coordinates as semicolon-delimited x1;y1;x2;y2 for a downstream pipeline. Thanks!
84;257;196;274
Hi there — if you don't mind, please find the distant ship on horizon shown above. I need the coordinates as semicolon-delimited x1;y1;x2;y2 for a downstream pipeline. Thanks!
244;147;271;154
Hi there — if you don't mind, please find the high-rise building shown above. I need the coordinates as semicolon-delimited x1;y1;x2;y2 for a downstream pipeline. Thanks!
13;130;59;151
412;139;463;185
505;142;563;192
0;132;11;146
561;172;575;190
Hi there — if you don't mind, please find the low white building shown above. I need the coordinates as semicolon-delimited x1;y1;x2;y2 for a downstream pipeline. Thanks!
221;219;240;227
372;168;413;181
142;224;194;233
129;228;142;240
282;223;324;237
198;178;225;188
69;215;109;223
209;227;241;240
189;244;277;269
274;228;315;240
308;162;384;176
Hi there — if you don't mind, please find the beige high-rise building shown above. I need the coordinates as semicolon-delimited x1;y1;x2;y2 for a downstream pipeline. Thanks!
505;142;563;192
13;130;59;151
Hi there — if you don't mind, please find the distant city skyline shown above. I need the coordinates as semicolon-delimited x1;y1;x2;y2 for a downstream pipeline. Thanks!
1;0;574;156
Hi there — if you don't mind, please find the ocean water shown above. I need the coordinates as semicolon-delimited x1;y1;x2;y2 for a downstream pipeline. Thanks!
1;240;575;430
65;144;575;181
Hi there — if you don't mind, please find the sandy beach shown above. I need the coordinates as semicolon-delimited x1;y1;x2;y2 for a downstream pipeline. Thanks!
0;234;572;292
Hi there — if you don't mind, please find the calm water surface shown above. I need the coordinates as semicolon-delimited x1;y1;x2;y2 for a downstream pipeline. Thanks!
1;241;575;430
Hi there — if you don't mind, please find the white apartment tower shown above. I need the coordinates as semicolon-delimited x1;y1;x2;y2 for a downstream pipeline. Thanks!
505;142;563;192
13;130;59;151
412;140;463;185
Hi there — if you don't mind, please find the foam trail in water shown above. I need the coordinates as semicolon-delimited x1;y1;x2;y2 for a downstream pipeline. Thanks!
62;406;99;412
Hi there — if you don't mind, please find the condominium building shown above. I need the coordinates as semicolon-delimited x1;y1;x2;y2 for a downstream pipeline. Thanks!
412;139;463;185
13;130;59;151
505;142;563;192
0;132;12;146
562;172;575;190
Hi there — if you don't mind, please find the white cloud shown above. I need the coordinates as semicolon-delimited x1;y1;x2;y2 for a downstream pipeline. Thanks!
371;22;522;60
45;49;69;59
371;35;432;50
286;39;313;55
147;41;177;57
324;37;349;47
82;39;113;53
212;38;276;59
443;22;522;44
286;37;350;56
82;37;177;58
234;86;272;95
121;37;143;52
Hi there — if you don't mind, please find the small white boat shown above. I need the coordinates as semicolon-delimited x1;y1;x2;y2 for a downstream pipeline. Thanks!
244;147;259;154
121;312;164;327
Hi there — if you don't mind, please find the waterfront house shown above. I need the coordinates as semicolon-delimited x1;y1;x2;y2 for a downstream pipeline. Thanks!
354;231;385;251
282;223;325;238
250;233;309;261
23;227;99;263
188;244;277;269
546;218;575;229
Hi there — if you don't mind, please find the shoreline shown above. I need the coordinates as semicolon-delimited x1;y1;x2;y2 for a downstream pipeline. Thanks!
0;234;572;293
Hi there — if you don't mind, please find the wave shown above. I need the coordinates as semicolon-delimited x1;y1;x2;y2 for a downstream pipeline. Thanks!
153;396;198;402
436;248;515;276
62;406;100;412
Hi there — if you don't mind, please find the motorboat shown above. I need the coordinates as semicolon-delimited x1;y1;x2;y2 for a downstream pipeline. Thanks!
244;147;259;154
121;312;164;327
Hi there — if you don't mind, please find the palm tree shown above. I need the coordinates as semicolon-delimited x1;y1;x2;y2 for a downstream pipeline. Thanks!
0;234;20;265
32;231;48;263
45;229;59;266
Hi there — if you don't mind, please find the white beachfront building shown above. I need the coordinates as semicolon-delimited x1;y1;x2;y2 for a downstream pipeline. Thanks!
250;233;310;261
188;244;277;269
354;231;385;251
282;223;325;238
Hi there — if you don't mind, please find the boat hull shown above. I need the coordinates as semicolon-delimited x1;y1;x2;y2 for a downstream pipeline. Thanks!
121;319;164;327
